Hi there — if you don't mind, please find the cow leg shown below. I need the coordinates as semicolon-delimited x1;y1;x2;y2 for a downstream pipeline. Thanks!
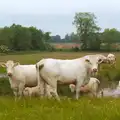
13;90;18;101
93;91;98;97
44;84;52;99
46;92;52;99
76;77;85;100
18;83;25;100
41;75;60;101
28;91;32;100
51;88;60;101
39;79;46;98
49;82;60;101
48;81;60;101
90;91;96;98
36;67;45;98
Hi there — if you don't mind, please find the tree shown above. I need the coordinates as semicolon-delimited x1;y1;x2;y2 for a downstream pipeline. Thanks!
0;24;52;51
69;32;79;43
88;32;101;50
64;34;70;42
29;27;44;50
51;35;61;42
43;32;51;42
10;24;32;51
101;28;120;51
73;12;100;50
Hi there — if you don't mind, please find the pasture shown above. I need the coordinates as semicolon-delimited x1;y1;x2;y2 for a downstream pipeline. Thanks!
0;51;120;120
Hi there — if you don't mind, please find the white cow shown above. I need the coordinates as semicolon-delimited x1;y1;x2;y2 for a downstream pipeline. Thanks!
107;53;116;65
0;60;38;100
36;54;106;100
69;77;100;97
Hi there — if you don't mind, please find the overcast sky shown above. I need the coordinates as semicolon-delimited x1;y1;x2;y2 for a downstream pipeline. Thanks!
0;0;120;38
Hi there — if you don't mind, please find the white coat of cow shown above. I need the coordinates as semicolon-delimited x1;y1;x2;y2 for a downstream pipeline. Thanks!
69;77;100;97
23;86;41;98
0;60;38;100
36;54;106;100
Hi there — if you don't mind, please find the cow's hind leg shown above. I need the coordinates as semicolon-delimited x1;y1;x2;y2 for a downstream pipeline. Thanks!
44;77;60;101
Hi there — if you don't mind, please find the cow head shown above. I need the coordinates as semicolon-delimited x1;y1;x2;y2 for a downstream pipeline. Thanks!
97;55;108;64
107;53;116;65
84;55;103;74
69;84;75;92
0;60;20;77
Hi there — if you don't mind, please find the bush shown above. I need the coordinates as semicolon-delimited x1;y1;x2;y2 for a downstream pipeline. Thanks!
0;78;13;96
71;47;80;52
0;45;10;54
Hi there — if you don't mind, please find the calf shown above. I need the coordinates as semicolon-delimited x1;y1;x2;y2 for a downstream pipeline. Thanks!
23;84;57;99
69;77;100;97
23;86;41;98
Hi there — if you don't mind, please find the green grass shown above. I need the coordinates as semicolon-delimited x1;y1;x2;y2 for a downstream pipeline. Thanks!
0;51;120;120
0;97;120;120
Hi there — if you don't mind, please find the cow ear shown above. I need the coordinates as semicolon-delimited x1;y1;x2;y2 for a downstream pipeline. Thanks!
85;58;90;63
84;56;90;63
0;62;6;67
85;59;90;62
98;58;102;63
14;62;20;67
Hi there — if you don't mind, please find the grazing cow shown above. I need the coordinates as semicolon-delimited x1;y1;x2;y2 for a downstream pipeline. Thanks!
107;53;116;65
69;77;100;97
36;54;105;100
0;60;37;100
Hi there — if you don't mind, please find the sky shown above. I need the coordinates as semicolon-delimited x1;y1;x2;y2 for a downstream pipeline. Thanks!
0;0;120;38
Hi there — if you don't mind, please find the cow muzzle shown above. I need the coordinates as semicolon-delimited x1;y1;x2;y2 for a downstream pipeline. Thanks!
7;73;12;77
92;68;98;73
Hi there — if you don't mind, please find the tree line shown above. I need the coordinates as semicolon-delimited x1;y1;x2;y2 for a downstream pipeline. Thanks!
1;12;120;52
0;24;52;52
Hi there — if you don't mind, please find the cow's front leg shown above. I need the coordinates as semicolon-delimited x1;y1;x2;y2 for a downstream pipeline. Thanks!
18;83;25;100
76;77;85;100
13;90;18;101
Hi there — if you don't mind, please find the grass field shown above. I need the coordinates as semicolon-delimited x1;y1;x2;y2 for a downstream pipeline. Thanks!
0;51;120;120
0;97;120;120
